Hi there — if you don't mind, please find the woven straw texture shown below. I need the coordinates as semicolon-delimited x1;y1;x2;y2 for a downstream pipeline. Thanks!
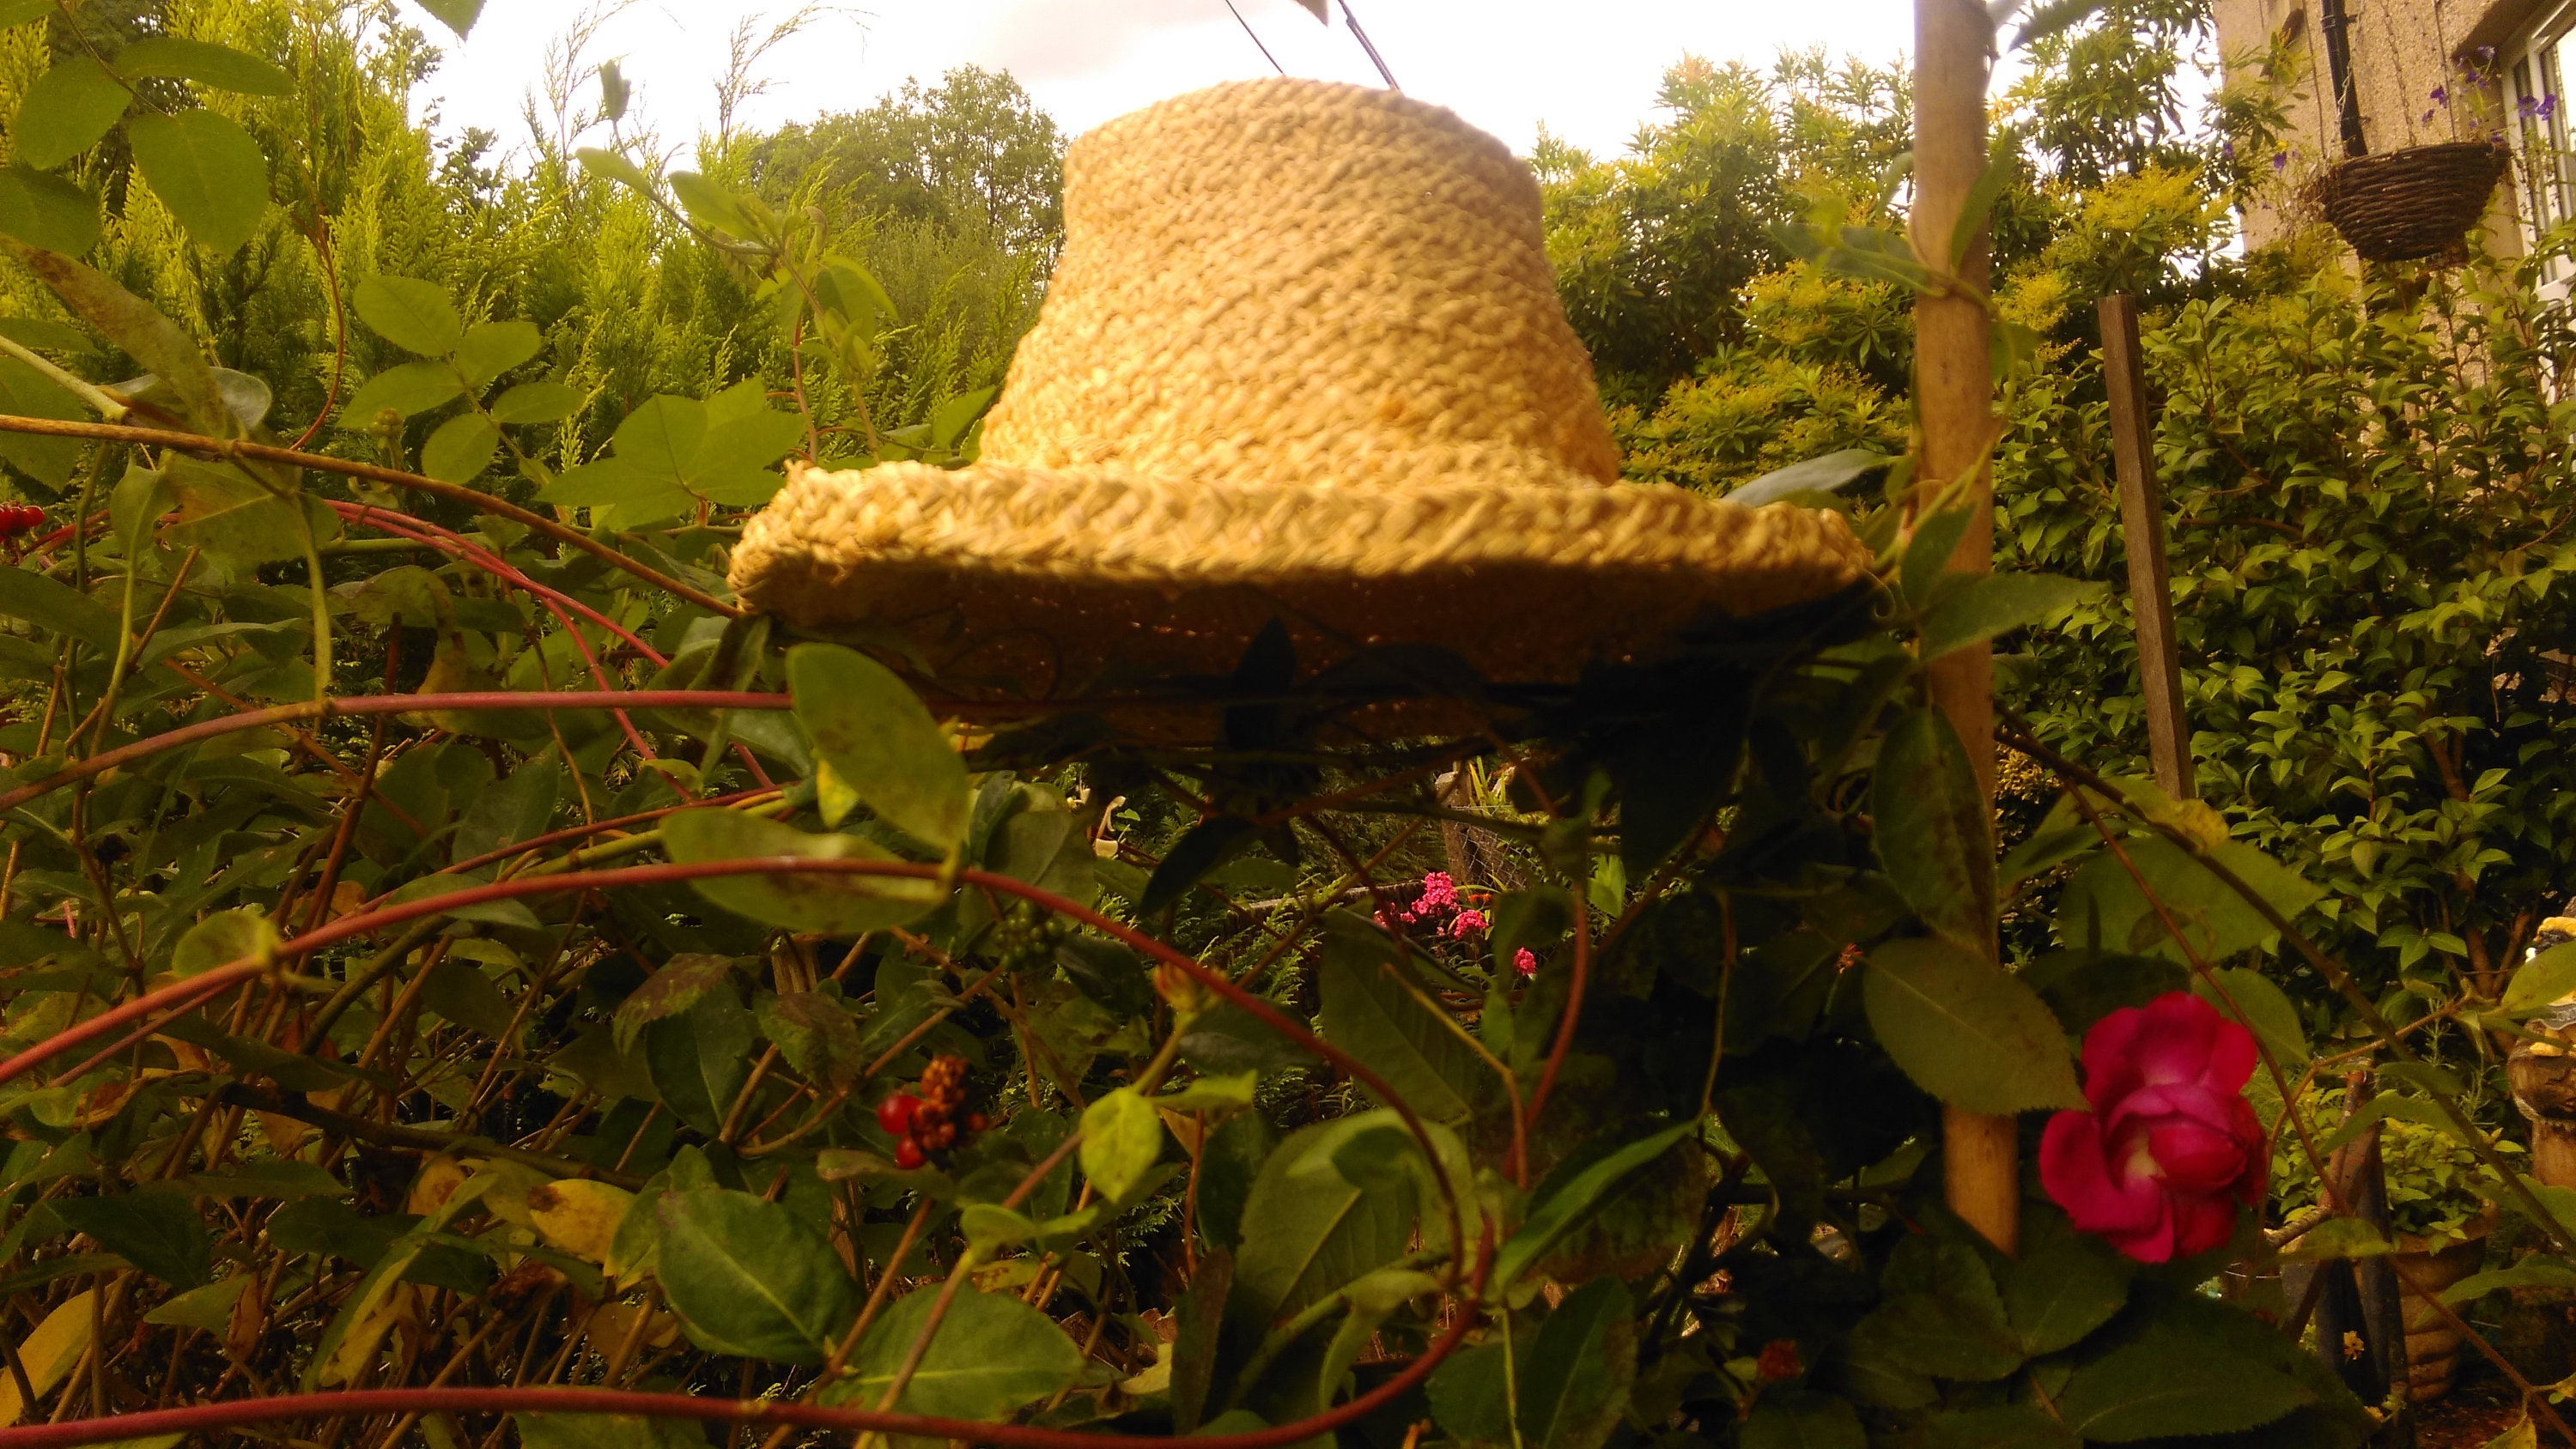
731;78;1874;691
2312;141;2510;264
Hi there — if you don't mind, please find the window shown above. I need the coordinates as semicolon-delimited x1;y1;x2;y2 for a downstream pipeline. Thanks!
2508;3;2576;288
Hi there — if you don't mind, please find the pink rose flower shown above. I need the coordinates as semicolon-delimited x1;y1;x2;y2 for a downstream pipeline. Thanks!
1513;948;1538;978
2038;991;2265;1264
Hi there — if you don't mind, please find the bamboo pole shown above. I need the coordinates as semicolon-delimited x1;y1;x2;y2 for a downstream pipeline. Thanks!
1913;0;2017;1254
2099;294;2196;802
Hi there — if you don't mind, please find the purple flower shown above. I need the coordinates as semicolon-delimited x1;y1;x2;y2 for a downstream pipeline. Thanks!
2431;83;2450;105
2272;150;2290;172
2545;94;2561;118
2480;44;2497;61
2424;108;2439;123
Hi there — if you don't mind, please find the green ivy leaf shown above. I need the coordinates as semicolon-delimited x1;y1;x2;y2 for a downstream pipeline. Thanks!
354;276;465;357
834;1287;1084;1419
787;644;969;852
652;1188;855;1365
127;111;270;257
51;1193;212;1288
491;379;581;425
1078;1088;1167;1207
1863;937;2083;1113
115;37;292;95
455;319;541;388
0;166;99;255
660;807;944;935
1872;707;1995;950
421;413;501;483
14;58;131;171
341;361;464;422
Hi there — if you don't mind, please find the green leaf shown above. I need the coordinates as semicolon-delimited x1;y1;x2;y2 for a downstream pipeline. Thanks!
354;276;465;357
2506;943;2576;1016
2191;966;2308;1064
173;907;276;976
787;644;969;852
453;760;559;863
0;3;50;27
1902;502;1978;604
1730;447;1889;506
574;147;653;192
492;379;581;425
51;1193;212;1288
1919;573;2103;660
415;0;483;38
383;875;538;929
1923;1406;2081;1449
141;1274;247;1331
613;954;738;1053
126;111;270;257
1516;1277;1637;1449
927;386;996;450
2443;1259;2576;1305
14;58;131;171
340;361;464;422
835;1287;1084;1419
109;466;170;557
0;356;84;486
2059;836;2321;964
115;37;292;95
1873;707;1995;949
2001;1210;2129;1355
0;242;226;433
455;319;541;388
652;1188;855;1365
514;1412;704;1449
1494;1119;1698;1294
1741;1392;1867;1449
0;166;98;255
1078;1088;1167;1208
659;807;943;935
0;564;121;652
645;991;755;1136
1849;1237;2023;1381
665;171;757;238
1863;937;2083;1113
2053;1308;2313;1440
1315;917;1484;1125
164;459;335;565
754;990;862;1089
421;413;501;483
1231;1120;1415;1327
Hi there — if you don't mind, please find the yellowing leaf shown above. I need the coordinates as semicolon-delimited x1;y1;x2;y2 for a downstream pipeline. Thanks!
0;1289;95;1424
528;1179;636;1264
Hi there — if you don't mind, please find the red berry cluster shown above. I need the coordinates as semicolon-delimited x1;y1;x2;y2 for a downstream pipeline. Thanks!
875;1054;986;1170
0;504;44;539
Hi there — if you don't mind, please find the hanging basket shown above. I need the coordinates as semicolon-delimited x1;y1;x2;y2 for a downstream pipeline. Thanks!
2308;139;2512;264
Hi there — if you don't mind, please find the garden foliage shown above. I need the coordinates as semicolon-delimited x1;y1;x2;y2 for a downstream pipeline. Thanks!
0;3;2563;1449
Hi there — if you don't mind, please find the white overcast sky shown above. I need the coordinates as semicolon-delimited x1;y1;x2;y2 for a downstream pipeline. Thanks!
398;0;1932;166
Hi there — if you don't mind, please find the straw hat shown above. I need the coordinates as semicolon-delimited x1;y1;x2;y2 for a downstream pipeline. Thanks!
729;78;1872;697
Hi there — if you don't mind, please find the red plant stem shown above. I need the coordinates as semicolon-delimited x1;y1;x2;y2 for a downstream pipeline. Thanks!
0;1270;1485;1449
433;786;779;883
0;856;1467;1255
330;502;670;666
0;413;741;617
0;690;787;816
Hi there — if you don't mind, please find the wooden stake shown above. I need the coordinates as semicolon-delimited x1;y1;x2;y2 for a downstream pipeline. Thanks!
1913;0;2017;1254
2099;294;2195;802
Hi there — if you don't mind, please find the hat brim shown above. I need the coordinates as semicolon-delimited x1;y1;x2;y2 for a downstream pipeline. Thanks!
729;459;1878;695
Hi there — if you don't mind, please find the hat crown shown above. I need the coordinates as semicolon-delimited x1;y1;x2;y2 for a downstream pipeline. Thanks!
976;78;1621;490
